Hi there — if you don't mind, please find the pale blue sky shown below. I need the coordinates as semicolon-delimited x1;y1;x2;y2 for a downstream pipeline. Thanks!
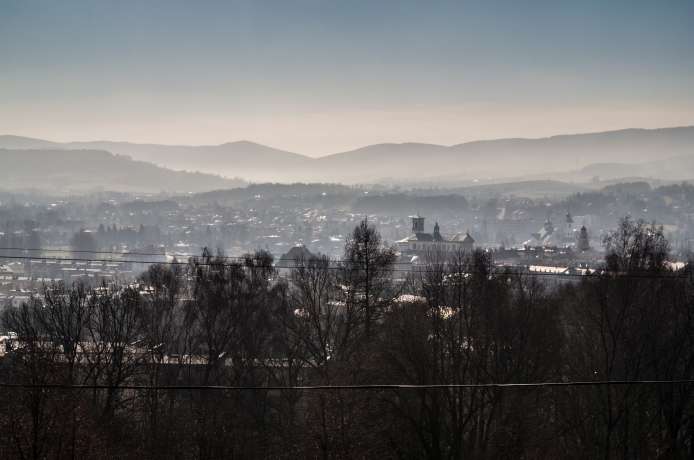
1;1;693;156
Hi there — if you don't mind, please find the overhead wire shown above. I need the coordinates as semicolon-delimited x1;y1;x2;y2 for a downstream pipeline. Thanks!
0;253;689;278
1;380;694;391
0;248;690;278
2;246;494;263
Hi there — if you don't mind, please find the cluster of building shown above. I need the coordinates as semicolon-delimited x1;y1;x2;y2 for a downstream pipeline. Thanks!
529;210;593;250
95;202;395;258
0;244;170;313
394;212;602;283
0;259;132;313
0;205;678;318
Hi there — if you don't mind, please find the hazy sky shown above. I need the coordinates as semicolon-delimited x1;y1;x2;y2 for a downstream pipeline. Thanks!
1;1;693;156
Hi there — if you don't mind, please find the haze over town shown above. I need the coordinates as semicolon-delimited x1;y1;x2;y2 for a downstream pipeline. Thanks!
1;1;694;459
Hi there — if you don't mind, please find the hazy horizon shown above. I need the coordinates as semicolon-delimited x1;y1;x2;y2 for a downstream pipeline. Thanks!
5;4;694;458
2;1;693;157
3;125;693;159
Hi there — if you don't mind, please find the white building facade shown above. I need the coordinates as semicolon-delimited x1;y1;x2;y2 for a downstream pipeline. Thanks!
396;215;474;253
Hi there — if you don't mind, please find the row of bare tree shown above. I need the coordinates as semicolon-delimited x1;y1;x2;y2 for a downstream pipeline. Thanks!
1;217;694;459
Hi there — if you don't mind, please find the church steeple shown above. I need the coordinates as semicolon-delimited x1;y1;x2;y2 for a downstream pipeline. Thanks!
410;214;425;233
564;205;574;239
544;210;553;232
434;221;440;235
577;225;590;251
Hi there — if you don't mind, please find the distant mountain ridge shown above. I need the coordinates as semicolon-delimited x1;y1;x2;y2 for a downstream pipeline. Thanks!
0;148;247;193
0;137;310;176
2;126;693;184
298;127;694;182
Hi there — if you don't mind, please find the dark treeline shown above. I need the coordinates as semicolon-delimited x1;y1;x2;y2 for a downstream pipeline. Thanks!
2;217;694;459
120;200;180;213
171;183;361;206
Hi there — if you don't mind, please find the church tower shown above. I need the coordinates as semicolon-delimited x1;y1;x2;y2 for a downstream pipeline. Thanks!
410;215;425;233
563;208;574;239
577;226;590;251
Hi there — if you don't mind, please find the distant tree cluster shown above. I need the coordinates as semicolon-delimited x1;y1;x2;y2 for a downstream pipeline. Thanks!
2;217;694;458
0;219;42;259
70;229;99;259
94;223;161;253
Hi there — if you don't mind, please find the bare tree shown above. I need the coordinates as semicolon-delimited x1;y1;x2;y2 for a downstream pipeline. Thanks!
289;254;357;372
184;248;275;458
555;217;688;459
1;293;107;460
281;252;389;458
84;283;144;417
342;218;397;338
136;262;188;457
380;248;562;458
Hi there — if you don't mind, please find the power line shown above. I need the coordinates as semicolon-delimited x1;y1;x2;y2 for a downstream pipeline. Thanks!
0;254;187;265
0;245;612;262
1;380;693;391
0;248;690;278
0;248;166;256
0;255;688;279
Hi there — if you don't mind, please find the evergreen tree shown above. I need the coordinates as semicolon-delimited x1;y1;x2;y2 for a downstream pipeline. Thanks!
70;229;99;259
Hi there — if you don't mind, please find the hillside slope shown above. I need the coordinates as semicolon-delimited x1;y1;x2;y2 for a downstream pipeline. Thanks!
0;149;247;193
0;137;310;182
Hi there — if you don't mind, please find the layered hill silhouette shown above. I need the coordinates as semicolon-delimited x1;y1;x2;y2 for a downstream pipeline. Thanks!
2;126;693;186
0;148;246;193
0;137;310;182
308;127;694;183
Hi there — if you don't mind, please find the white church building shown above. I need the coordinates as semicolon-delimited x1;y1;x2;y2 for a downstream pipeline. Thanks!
530;209;578;247
397;215;474;254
